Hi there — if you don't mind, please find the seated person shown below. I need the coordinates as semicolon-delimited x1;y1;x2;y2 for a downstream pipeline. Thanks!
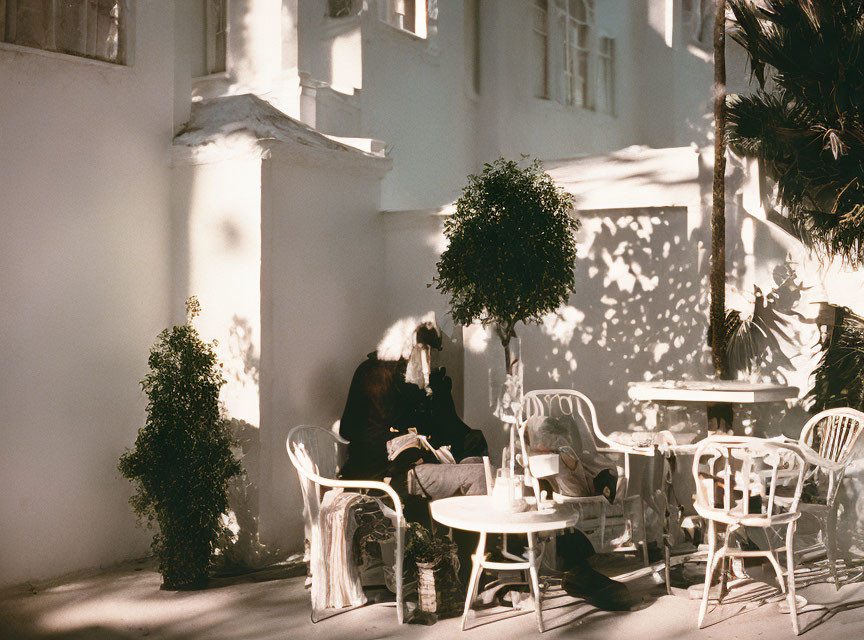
338;314;488;500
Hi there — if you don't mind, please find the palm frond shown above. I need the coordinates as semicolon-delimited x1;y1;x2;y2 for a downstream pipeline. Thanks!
727;0;864;265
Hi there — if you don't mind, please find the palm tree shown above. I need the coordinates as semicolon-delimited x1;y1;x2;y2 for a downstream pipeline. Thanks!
726;0;864;265
727;0;864;415
709;0;735;432
710;0;730;381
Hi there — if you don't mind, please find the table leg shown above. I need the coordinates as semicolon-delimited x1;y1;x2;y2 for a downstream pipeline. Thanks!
706;401;734;434
663;454;673;595
527;532;544;633
461;531;487;631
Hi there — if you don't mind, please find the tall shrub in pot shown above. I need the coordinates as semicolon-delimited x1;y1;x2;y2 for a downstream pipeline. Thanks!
119;297;241;589
435;157;579;375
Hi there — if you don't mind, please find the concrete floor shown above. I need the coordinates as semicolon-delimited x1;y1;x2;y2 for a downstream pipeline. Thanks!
2;555;864;640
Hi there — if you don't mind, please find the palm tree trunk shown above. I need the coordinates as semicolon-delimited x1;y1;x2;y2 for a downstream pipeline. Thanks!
709;0;733;433
710;0;729;381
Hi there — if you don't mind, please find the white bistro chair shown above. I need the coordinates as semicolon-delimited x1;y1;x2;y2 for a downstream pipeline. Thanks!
692;436;807;634
797;407;864;587
286;425;406;623
521;389;650;565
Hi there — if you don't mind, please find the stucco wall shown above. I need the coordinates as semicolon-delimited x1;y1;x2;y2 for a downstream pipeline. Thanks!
0;5;176;586
172;155;263;426
259;155;388;548
356;3;477;211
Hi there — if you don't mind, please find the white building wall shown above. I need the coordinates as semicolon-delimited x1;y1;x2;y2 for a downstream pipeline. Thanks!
356;3;477;211
380;208;466;412
172;155;263;426
0;5;176;586
259;154;389;547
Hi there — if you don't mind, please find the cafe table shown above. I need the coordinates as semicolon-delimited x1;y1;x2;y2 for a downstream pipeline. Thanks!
429;494;579;632
626;380;799;593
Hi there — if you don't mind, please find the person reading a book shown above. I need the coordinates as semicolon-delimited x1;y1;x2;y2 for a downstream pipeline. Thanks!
338;314;489;500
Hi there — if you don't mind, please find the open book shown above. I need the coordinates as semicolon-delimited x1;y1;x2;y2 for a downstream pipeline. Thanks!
386;429;456;464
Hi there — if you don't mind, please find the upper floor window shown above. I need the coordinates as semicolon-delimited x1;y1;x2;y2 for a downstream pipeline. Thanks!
596;34;614;115
328;0;359;19
381;0;427;38
0;0;126;64
558;0;592;108
204;0;227;75
464;0;480;96
681;0;711;46
533;0;615;115
532;0;549;99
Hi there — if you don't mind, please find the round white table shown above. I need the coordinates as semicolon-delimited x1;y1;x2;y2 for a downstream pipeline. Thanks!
429;495;580;632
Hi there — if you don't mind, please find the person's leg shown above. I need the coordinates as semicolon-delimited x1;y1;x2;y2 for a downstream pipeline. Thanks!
559;530;631;611
408;463;488;499
407;463;487;584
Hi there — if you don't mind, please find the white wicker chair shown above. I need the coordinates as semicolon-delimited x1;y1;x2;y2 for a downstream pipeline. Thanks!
286;425;405;623
520;389;649;565
692;436;807;634
797;407;864;588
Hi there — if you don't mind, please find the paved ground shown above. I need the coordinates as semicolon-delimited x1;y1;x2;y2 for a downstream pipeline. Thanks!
2;555;864;640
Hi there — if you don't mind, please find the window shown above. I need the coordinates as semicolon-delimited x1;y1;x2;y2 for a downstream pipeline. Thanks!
381;0;427;38
0;0;126;64
681;0;711;46
532;0;548;99
534;0;614;115
557;0;592;108
464;0;480;95
204;0;226;75
596;34;614;114
327;0;358;19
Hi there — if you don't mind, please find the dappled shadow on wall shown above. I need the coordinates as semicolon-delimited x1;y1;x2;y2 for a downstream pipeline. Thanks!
724;258;817;437
524;207;708;432
218;418;286;570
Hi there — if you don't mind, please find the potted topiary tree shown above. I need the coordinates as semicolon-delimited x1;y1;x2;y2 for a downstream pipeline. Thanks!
435;156;579;383
435;157;579;477
119;297;241;589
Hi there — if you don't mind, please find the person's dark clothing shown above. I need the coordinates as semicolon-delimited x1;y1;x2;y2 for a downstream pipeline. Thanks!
338;353;486;482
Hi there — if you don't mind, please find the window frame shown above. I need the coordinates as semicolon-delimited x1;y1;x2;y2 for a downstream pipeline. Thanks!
0;0;128;66
379;0;427;39
596;33;615;115
558;0;594;109
532;0;550;99
204;0;227;76
534;0;615;116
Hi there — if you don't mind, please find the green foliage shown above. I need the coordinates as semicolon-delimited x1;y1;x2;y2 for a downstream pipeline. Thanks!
806;308;864;413
405;522;455;565
118;297;241;589
726;0;864;265
434;157;579;353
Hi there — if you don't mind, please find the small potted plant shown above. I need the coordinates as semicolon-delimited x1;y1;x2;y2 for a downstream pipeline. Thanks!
405;523;462;618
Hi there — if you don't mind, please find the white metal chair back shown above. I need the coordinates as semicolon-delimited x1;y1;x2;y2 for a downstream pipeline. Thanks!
693;436;806;526
286;425;349;523
798;408;864;472
691;436;807;633
797;407;864;589
521;389;649;565
286;425;405;624
522;389;608;458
